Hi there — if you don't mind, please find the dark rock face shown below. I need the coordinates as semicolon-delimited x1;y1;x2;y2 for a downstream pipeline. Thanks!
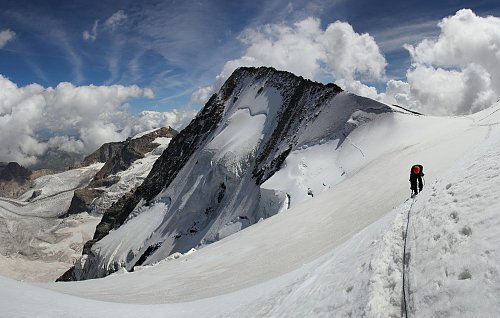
28;189;42;201
62;188;104;218
251;78;342;184
90;144;144;183
75;127;178;170
0;162;33;198
87;176;120;188
0;162;32;182
92;127;178;182
75;143;124;169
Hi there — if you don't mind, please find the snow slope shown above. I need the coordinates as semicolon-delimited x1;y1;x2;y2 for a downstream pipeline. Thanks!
0;101;497;317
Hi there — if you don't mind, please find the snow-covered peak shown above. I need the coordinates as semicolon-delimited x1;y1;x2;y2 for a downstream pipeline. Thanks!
60;66;398;281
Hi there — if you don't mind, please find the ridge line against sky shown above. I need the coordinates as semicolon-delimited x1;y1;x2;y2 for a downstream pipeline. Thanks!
1;0;500;165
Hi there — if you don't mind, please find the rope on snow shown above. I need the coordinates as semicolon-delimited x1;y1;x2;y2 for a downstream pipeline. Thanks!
402;197;416;318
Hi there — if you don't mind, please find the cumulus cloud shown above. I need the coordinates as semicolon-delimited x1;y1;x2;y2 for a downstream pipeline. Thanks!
0;75;194;166
104;10;128;30
142;88;155;99
190;86;214;105
387;9;500;115
215;17;386;88
47;136;85;154
131;110;197;134
83;20;99;42
197;17;388;114
404;63;496;115
0;29;16;48
334;79;381;101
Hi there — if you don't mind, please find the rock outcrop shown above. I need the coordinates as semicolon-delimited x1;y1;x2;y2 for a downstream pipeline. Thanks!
0;162;32;181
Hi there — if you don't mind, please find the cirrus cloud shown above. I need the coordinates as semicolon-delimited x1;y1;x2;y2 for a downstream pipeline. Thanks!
104;10;128;30
83;20;99;42
83;10;128;42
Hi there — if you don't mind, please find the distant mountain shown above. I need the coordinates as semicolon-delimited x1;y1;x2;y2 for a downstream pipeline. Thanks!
0;162;33;198
91;127;178;182
59;66;395;281
62;127;178;218
0;162;31;182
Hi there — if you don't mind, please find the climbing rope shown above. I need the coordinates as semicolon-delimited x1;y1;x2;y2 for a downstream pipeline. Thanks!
402;198;416;318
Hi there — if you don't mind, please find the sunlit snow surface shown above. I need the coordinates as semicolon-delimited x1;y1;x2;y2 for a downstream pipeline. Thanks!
3;102;500;317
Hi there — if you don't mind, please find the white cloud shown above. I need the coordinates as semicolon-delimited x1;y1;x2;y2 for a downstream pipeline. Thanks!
403;63;496;115
216;17;386;88
331;9;500;116
83;20;99;42
0;29;16;48
143;88;155;99
380;79;415;108
104;10;128;30
190;86;214;106
47;136;85;154
320;21;386;81
131;110;197;134
83;10;127;42
0;75;194;166
334;78;381;101
387;9;500;115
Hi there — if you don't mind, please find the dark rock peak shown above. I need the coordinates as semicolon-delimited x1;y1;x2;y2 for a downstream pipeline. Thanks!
76;127;178;168
0;162;32;182
61;188;104;218
90;127;178;182
0;162;33;198
228;66;342;94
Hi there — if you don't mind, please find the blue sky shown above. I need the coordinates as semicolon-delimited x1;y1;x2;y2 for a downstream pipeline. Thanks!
1;0;499;113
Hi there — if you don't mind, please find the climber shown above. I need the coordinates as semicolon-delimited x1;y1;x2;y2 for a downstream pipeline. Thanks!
409;164;424;197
